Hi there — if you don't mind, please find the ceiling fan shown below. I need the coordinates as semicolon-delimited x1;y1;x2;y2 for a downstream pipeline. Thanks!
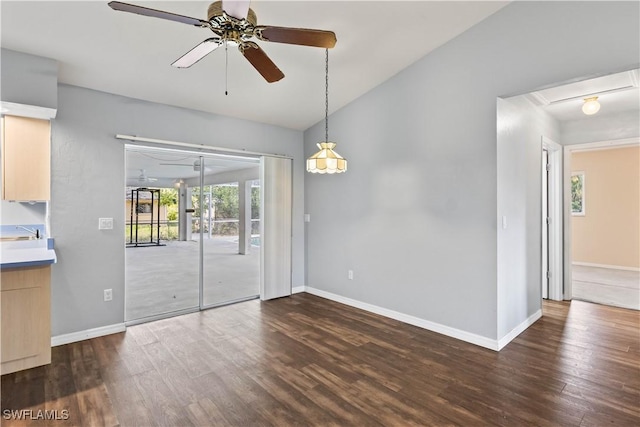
108;1;337;83
137;169;158;183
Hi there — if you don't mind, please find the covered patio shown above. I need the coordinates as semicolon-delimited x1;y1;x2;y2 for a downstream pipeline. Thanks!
125;236;260;322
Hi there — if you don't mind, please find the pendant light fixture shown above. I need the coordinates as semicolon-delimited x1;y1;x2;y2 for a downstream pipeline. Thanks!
582;96;601;115
306;49;347;174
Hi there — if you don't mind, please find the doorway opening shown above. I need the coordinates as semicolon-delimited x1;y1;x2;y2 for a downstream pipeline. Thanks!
124;146;261;324
497;67;639;330
564;139;640;310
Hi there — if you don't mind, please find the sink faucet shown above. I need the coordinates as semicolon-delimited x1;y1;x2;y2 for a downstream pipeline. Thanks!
15;225;40;239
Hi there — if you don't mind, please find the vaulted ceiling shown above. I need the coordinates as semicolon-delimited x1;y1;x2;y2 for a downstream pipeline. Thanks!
0;1;509;130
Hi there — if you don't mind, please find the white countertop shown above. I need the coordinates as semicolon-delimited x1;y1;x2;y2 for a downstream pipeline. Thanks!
0;239;57;268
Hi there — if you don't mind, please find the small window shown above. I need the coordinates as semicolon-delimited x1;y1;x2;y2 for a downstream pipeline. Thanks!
571;172;585;216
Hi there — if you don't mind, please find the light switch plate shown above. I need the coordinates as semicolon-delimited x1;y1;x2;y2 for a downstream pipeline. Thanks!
99;218;114;230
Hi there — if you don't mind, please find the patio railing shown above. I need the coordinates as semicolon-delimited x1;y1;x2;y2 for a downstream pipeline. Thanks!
126;219;260;242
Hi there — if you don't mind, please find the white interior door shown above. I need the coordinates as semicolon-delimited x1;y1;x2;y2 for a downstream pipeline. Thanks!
542;137;563;301
260;156;292;300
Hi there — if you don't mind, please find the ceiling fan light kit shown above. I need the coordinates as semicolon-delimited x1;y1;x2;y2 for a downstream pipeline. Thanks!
108;1;336;83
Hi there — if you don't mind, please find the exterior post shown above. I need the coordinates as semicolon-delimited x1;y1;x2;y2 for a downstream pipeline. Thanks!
238;180;252;254
178;182;192;241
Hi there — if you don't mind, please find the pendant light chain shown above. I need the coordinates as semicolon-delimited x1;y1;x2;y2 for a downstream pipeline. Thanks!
306;47;346;174
325;48;329;143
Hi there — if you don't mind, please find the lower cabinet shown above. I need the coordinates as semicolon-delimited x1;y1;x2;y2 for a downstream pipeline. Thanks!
1;265;51;375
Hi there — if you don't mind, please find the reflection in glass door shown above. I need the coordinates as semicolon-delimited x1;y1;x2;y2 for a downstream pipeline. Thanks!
124;149;201;323
196;157;261;308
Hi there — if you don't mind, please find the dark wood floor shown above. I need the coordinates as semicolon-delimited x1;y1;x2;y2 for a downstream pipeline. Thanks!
2;294;639;426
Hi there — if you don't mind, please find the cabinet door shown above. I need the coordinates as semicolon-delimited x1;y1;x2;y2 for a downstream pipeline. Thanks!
2;115;51;201
0;265;51;374
1;287;44;362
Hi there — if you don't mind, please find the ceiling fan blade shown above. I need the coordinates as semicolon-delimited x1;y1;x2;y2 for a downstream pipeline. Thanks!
255;26;336;48
222;0;251;20
239;42;284;83
108;1;208;27
172;38;221;68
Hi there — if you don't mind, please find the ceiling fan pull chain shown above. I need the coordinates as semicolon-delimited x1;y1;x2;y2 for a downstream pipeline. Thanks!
225;40;229;96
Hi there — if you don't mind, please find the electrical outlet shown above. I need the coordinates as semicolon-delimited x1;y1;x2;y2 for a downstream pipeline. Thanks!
348;270;354;280
104;289;113;302
99;218;114;230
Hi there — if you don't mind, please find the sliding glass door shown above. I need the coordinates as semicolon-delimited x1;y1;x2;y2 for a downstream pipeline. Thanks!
124;147;293;323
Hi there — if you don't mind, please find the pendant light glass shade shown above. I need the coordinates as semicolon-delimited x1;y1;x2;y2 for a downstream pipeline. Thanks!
306;142;347;174
307;48;347;174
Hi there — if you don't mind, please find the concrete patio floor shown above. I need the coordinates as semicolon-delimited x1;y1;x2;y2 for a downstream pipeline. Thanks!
125;236;260;321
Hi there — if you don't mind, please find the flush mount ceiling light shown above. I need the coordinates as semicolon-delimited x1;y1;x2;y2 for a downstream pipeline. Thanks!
582;96;601;115
306;49;347;174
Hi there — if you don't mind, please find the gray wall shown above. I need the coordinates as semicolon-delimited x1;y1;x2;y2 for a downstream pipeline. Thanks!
51;84;302;336
1;48;57;109
304;1;639;341
0;202;47;225
496;96;560;339
561;110;640;145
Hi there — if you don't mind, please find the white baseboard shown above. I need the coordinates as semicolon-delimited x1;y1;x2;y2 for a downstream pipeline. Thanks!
303;286;500;351
51;323;126;347
497;309;542;350
573;261;640;272
292;285;305;294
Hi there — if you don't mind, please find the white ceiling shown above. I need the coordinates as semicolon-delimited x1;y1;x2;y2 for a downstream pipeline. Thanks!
3;2;636;181
0;0;509;130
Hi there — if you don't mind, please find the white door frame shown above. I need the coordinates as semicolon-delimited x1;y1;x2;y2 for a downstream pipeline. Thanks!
562;137;640;300
542;136;563;301
542;149;549;299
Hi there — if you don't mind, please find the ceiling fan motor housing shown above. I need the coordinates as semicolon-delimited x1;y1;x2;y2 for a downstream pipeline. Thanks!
207;1;257;27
